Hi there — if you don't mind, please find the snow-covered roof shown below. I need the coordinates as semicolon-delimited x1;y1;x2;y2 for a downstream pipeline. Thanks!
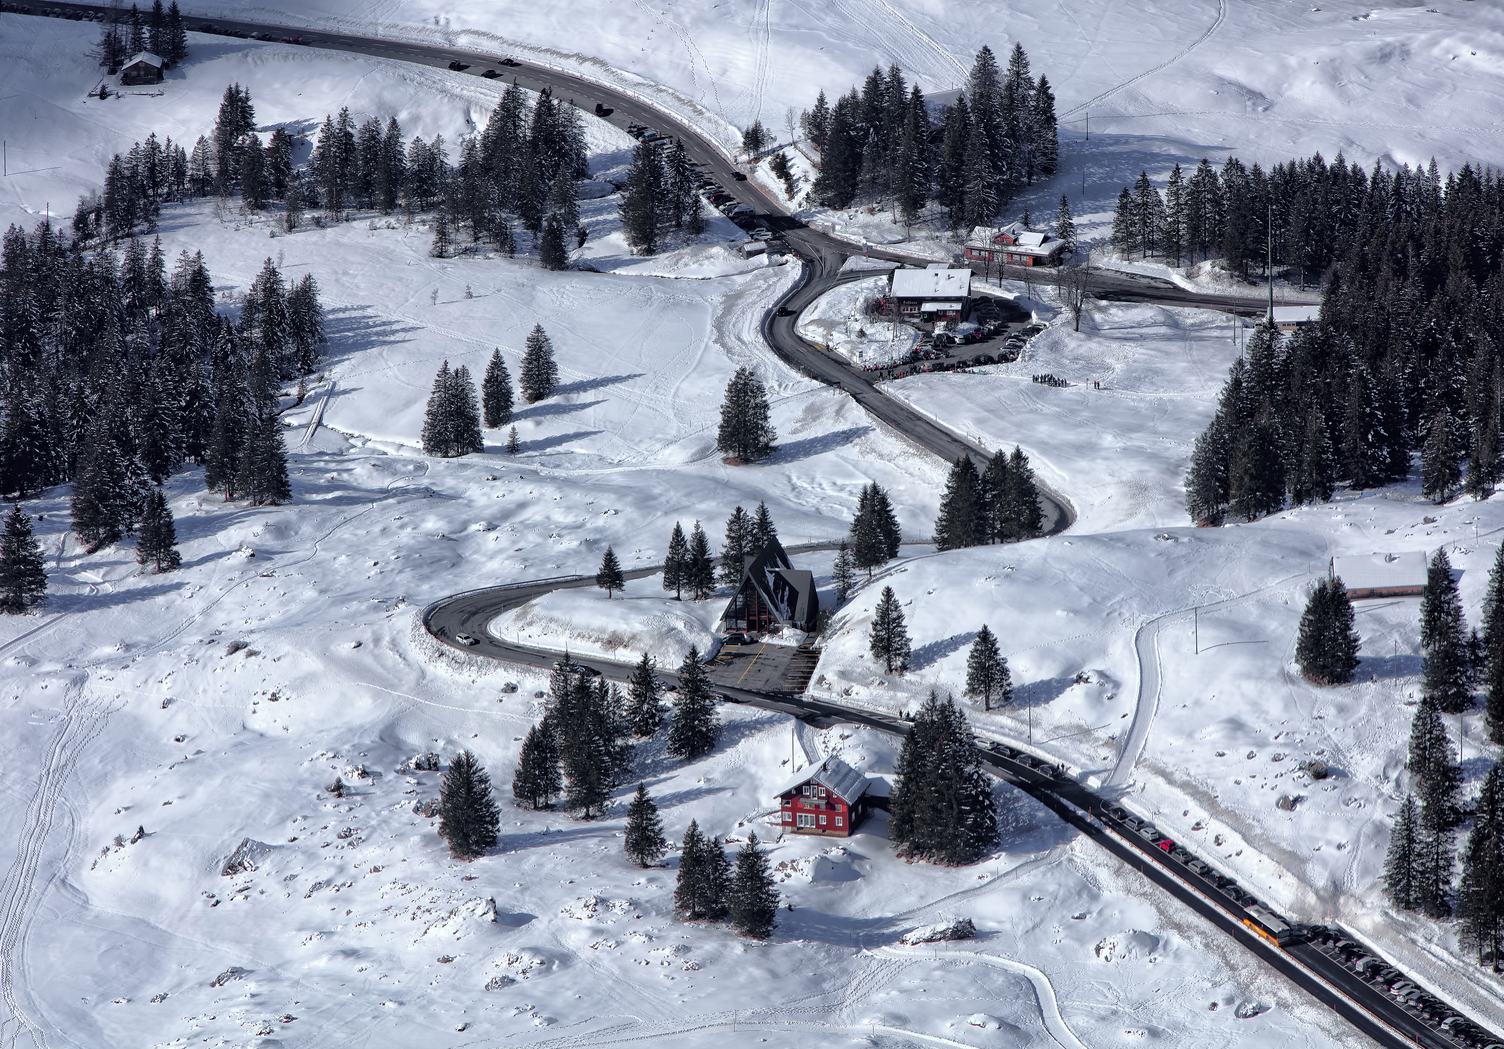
964;225;1064;257
1331;552;1428;593
124;51;163;68
919;301;964;312
773;756;870;804
1017;231;1046;247
1272;304;1320;325
890;264;971;300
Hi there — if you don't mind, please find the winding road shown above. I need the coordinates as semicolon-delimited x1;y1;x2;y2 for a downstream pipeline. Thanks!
9;4;1491;1048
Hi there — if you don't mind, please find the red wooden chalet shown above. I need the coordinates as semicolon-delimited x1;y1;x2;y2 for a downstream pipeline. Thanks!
774;756;871;837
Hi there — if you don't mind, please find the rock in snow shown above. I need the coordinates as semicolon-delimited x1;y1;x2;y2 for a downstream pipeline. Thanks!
900;917;976;945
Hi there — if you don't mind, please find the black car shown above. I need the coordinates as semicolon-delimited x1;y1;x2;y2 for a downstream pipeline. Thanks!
481;69;501;78
775;305;795;317
500;57;521;67
731;171;748;181
593;103;614;116
447;60;469;71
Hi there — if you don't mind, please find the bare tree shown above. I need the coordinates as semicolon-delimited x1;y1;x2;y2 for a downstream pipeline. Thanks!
1059;250;1093;332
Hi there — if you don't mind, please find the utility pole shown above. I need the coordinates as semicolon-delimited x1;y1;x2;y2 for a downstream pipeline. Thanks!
1081;112;1088;203
1266;201;1274;324
1194;607;1199;655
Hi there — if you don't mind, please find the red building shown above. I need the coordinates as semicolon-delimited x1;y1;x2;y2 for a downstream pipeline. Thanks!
774;756;872;837
964;222;1070;268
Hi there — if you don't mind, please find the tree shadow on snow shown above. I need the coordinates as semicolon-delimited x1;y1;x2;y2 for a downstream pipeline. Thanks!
46;581;183;613
554;373;642;398
770;425;873;465
1008;674;1080;712
1358;652;1425;682
909;631;976;672
512;398;606;422
520;429;604;453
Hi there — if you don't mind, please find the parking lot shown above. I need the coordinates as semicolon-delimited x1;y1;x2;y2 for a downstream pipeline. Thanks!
705;639;820;695
866;303;1046;380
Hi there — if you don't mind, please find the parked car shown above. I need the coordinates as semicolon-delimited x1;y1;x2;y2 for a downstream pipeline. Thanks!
481;69;501;78
499;56;522;66
731;171;748;181
593;102;614;116
447;60;469;71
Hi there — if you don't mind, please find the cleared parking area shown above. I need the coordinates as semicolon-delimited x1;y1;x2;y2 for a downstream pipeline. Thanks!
706;639;819;695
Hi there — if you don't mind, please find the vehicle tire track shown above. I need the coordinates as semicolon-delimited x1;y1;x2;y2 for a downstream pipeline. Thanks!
1059;0;1225;119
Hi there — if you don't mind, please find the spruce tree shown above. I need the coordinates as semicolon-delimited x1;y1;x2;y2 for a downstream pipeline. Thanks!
1295;579;1360;685
850;482;901;576
481;348;514;428
832;541;856;605
668;646;719;759
0;504;46;613
729;833;779;939
663;521;688;599
519;324;558;403
626;652;663;736
135;487;181;573
1458;764;1504;964
506;425;521;454
869;585;911;673
438;750;501;859
1000;446;1043;540
539;212;569;270
1421;409;1463;503
1408;691;1462;828
934;455;983;550
622;140;663;255
701;831;732;920
964;624;1011;710
1421;549;1462;650
236;412;292;505
557;673;614;817
719;505;753;587
512;722;562;809
750;501;778;550
596;545;625;597
889;691;998;864
716;367;776;463
1416;788;1455;918
1384;793;1421;910
1053;194;1076;255
674;820;709;918
1484;543;1504;745
685;522;715;600
624;783;667;867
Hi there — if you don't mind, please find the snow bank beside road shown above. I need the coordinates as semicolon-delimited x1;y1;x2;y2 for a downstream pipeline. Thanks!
796;275;919;368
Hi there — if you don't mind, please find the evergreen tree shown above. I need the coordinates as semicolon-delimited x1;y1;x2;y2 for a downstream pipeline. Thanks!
1294;578;1360;684
1185;419;1230;525
135;486;181;573
512;722;562;809
624;783;667;867
663;521;689;600
1000;446;1043;540
1482;544;1504;745
1408;691;1462;828
1458;765;1504;964
1421;549;1472;714
481;349;514;428
701;831;732;920
1384;793;1421;910
622;140;664;255
429;210;452;258
626;652;663;736
539;212;569;270
889;691;998;863
668;646;720;759
716;367;776;463
595;545;625;597
0;504;46;613
438;750;501;859
506;425;521;454
729;833;779;939
964;624;1011;710
1421;408;1463;503
934;455;983;550
832;541;856;605
674;820;726;920
868;585;911;673
1053;194;1077;255
557;673;614;818
719;505;754;587
1416;788;1455;918
519;323;558;403
686;522;715;599
849;481;901;576
750;501;778;550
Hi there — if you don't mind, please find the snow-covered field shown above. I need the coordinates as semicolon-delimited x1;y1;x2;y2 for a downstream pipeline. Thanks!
795;274;917;368
2;8;1502;1049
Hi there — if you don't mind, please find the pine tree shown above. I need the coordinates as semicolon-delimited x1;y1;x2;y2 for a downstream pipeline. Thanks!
719;505;753;587
557;673;614;818
663;521;689;600
701;832;732;920
869;585;911;673
1421;549;1472;714
1458;764;1504;964
716;367;776;463
1483;544;1504;745
750;501;778;550
729;833;779;939
0;504;46;613
626;652;663;736
1384;793;1421;910
1408;691;1461;828
934;455;983;550
964;624;1011;710
539;212;569;270
1000;446;1043;540
512;722;562;809
674;820;718;920
1185;420;1230;525
519;323;558;403
686;522;715;600
1416;787;1455;917
506;426;521;454
889;691;998;864
596;545;625;598
429;210;452;257
624;783;667;867
481;349;514;428
1053;194;1077;255
850;482;901;576
1421;409;1463;503
622;140;664;255
135;487;181;573
668;646;720;759
1295;579;1360;684
438;750;501;859
832;541;856;605
453;364;484;454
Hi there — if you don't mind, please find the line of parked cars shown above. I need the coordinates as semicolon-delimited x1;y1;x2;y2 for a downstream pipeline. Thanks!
1310;929;1503;1048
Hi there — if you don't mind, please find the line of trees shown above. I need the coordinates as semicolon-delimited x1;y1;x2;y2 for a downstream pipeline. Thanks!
932;447;1043;549
94;0;189;75
802;44;1058;228
890;691;999;864
1;223;319;532
621;136;705;255
1383;545;1504;970
419;325;558;458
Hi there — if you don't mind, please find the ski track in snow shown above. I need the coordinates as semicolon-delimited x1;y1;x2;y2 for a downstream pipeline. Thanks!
1058;0;1226;119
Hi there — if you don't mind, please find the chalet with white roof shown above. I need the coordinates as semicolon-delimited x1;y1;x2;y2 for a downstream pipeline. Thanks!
886;263;973;322
1331;551;1428;600
1271;304;1321;332
120;52;164;86
964;221;1070;268
774;756;874;836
